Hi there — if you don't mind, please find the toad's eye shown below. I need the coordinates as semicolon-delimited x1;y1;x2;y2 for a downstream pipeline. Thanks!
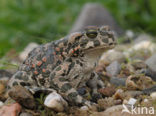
86;30;98;38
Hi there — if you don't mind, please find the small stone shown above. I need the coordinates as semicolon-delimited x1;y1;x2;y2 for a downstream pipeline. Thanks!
19;42;39;61
0;103;21;116
72;108;89;116
113;89;124;100
134;34;153;44
106;61;121;77
80;106;89;111
44;92;68;112
97;98;114;110
110;77;126;86
143;85;156;94
114;99;122;105
0;82;5;95
4;97;16;105
98;98;122;111
0;82;6;101
8;85;35;109
150;92;156;100
91;93;102;103
127;98;137;105
98;86;116;97
123;99;128;104
131;60;147;70
100;50;125;65
124;37;156;58
126;74;154;90
145;54;156;81
126;76;138;90
134;37;154;50
143;99;148;103
77;87;86;95
125;30;134;39
124;91;142;98
0;101;4;107
95;65;105;73
119;63;133;77
0;70;12;99
93;105;131;116
20;112;33;116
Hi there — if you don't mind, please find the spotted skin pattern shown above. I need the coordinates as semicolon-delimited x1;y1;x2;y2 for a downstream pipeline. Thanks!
8;26;116;105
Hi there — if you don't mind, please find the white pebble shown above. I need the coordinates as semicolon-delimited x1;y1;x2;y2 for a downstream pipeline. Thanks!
44;92;68;112
0;101;4;107
127;98;137;105
80;106;89;111
150;92;156;100
126;30;134;38
143;99;149;102
123;99;128;104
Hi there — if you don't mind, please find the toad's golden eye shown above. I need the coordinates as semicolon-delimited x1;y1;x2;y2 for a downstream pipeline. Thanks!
86;30;98;38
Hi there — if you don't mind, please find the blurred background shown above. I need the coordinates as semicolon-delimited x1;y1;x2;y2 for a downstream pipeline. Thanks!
0;0;156;57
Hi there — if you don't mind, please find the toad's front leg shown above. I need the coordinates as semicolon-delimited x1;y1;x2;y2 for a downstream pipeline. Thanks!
50;63;93;106
51;75;93;106
87;72;105;102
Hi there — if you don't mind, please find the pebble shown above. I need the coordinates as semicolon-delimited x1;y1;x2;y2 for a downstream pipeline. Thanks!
0;101;4;107
0;103;22;116
126;76;138;90
126;74;154;90
145;54;156;81
150;92;156;100
113;89;124;100
131;60;147;70
124;38;156;58
143;99;149;103
8;85;35;109
143;85;156;94
4;97;16;105
98;98;122;110
20;112;33;116
110;77;126;86
77;87;86;95
123;99;128;104
92;104;154;116
122;30;135;43
100;50;125;65
125;30;134;39
98;86;116;97
0;82;5;94
80;106;89;111
133;39;155;52
134;34;153;44
0;70;12;98
124;91;142;98
44;92;68;112
91;105;130;116
106;61;121;77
